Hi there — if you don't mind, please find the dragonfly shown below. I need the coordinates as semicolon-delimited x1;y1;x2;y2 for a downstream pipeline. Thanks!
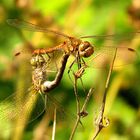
0;50;73;137
5;18;139;120
6;19;139;101
4;19;139;139
7;19;139;72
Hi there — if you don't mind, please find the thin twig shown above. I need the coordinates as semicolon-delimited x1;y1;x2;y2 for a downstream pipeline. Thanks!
69;67;94;140
69;75;81;140
80;87;94;117
69;115;81;140
52;108;56;140
92;48;117;140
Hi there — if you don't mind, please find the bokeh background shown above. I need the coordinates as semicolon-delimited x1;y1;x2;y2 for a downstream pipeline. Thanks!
0;0;140;140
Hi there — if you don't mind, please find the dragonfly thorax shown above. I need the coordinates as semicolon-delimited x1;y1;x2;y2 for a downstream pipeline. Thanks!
66;37;81;53
79;41;94;58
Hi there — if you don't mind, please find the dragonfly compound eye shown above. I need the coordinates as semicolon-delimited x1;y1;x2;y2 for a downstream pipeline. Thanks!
79;41;94;57
38;55;45;64
83;46;94;57
30;55;46;68
30;57;37;67
79;41;90;51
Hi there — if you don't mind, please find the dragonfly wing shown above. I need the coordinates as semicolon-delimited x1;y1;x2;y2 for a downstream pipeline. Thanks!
44;93;77;124
42;92;84;133
85;45;137;68
0;87;45;131
7;19;69;38
80;31;140;42
25;89;45;123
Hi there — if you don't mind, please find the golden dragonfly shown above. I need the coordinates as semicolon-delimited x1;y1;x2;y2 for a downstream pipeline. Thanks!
7;18;139;71
1;18;138;131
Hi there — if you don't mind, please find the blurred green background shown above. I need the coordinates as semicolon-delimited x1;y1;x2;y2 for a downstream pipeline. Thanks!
0;0;140;140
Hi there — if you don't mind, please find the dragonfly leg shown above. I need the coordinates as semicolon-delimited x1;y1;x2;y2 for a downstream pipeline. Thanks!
67;58;77;84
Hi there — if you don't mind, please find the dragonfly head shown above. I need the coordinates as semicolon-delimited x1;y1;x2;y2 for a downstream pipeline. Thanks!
30;54;46;68
79;41;94;58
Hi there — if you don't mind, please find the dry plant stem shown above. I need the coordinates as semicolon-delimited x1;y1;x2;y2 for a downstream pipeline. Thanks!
69;78;94;140
69;115;81;140
69;76;81;140
52;108;56;140
92;48;117;140
80;87;94;114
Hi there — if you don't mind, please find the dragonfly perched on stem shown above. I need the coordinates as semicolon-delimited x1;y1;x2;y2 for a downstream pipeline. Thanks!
7;19;139;99
6;19;139;139
7;19;139;71
0;50;71;139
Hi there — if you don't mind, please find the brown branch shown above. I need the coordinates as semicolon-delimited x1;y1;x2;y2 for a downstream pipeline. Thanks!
69;67;94;140
69;74;81;140
92;48;117;140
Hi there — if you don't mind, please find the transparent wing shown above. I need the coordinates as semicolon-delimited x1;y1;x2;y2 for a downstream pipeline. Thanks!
14;49;64;74
7;19;140;43
0;87;45;131
45;93;77;123
7;19;70;38
84;45;138;68
80;31;140;42
41;91;82;139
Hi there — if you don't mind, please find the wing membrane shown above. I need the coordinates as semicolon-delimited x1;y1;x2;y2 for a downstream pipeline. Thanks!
7;19;70;38
0;87;45;130
81;31;140;42
85;45;137;68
